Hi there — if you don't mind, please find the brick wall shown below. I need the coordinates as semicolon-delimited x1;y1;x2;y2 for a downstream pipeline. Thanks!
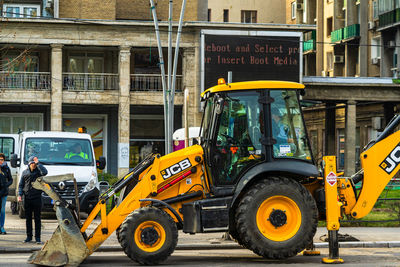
116;0;204;21
59;0;116;20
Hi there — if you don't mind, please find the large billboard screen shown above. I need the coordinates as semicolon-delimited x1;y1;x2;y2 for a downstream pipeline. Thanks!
201;30;302;91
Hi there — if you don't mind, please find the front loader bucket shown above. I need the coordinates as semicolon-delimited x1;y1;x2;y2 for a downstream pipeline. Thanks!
28;205;90;267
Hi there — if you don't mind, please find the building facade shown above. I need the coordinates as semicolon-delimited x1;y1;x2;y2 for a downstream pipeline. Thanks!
207;0;285;24
0;1;312;177
288;0;400;175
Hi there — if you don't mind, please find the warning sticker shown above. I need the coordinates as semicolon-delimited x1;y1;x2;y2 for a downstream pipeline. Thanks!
326;172;337;186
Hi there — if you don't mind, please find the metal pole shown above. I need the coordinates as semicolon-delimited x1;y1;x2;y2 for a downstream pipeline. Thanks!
228;71;232;83
184;88;189;147
170;0;187;153
167;0;173;154
149;0;168;154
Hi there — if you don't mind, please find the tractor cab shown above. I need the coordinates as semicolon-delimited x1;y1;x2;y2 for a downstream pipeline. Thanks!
200;80;315;190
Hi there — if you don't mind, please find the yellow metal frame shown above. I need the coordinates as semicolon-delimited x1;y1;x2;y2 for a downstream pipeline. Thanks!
81;145;208;255
351;130;400;218
323;156;342;231
201;80;304;98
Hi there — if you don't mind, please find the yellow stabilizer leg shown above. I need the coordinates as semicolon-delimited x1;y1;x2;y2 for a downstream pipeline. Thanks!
322;156;344;264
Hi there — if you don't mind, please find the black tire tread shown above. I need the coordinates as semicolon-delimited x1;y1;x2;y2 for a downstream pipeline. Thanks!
235;176;318;259
119;207;178;265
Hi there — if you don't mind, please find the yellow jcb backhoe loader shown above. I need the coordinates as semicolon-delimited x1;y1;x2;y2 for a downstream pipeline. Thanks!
28;80;400;266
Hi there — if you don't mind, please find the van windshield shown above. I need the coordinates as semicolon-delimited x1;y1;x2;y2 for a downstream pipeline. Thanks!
24;138;94;166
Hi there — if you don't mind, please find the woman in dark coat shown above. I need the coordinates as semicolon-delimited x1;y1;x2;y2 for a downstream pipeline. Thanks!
0;153;13;234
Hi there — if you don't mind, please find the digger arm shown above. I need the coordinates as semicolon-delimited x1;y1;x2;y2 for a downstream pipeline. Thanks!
350;129;400;218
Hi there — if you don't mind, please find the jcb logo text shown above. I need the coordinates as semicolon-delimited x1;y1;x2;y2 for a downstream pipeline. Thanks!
380;142;400;174
161;158;192;179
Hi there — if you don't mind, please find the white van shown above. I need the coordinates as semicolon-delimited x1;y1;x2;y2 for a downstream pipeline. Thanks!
5;131;105;217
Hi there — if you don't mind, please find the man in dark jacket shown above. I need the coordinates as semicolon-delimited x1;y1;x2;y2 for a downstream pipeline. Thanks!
18;156;47;244
0;153;12;235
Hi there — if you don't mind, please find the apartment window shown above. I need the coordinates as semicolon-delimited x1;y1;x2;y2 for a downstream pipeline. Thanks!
371;37;381;59
241;10;257;23
337;129;345;170
291;2;296;19
208;9;211;22
373;1;379;19
2;52;39;72
378;0;395;15
327;17;333;37
223;9;229;22
303;0;307;23
2;4;40;18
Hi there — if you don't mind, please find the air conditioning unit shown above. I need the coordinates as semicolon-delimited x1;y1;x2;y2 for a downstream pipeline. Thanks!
388;40;396;48
368;21;376;30
334;55;344;64
297;3;304;10
371;57;380;65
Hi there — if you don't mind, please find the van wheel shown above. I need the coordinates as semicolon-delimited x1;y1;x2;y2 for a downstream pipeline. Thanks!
119;207;178;265
10;201;18;215
18;202;25;219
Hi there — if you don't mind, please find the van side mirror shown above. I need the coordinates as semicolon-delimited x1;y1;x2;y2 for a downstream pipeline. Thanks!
10;154;20;168
96;156;106;170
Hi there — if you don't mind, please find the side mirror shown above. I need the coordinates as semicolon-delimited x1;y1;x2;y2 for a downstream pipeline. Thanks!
96;156;106;170
10;154;20;168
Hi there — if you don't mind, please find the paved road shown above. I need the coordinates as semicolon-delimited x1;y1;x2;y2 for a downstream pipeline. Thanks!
2;248;400;267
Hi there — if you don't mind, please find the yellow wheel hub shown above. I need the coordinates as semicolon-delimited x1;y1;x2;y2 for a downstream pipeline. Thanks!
256;195;301;242
134;221;166;252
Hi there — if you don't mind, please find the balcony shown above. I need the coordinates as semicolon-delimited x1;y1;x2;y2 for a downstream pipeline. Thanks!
130;74;183;91
303;31;316;53
378;8;400;28
0;71;51;90
331;24;360;43
63;73;119;91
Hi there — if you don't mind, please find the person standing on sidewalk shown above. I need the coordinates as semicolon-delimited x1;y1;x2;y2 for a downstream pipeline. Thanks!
0;153;13;234
18;156;47;244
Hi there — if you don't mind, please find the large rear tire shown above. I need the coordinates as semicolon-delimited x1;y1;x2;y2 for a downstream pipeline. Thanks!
235;176;317;259
119;207;178;265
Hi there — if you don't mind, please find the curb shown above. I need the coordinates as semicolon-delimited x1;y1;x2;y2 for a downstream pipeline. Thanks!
1;241;400;254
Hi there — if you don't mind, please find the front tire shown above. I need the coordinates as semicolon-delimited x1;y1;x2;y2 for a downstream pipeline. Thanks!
119;207;178;265
235;176;317;259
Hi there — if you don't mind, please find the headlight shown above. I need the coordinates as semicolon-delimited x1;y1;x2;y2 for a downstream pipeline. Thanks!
82;172;98;193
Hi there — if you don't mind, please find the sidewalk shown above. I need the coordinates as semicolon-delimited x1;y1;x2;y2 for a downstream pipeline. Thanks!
0;204;399;253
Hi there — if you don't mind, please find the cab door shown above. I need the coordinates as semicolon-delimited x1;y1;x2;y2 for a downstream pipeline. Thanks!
209;91;265;187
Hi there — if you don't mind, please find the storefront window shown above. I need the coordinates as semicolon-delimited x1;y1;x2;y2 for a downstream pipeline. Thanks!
130;115;165;168
0;114;42;133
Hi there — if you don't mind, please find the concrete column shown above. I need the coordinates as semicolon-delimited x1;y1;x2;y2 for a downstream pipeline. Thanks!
118;46;131;177
50;44;63;131
346;0;356;26
316;0;324;75
324;102;336;156
359;0;368;77
345;100;356;176
183;47;201;127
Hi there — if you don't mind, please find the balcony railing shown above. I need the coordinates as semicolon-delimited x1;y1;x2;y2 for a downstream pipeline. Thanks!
63;73;119;91
303;40;316;52
331;24;360;43
331;29;344;43
130;74;183;92
378;9;400;28
0;71;51;90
